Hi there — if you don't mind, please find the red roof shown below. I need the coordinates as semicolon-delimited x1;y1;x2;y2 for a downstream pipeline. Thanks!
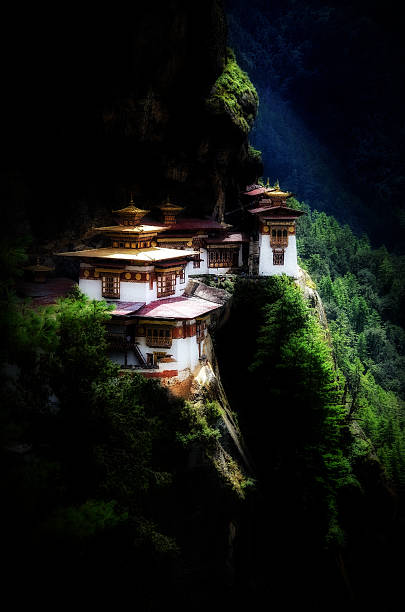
109;301;145;316
249;205;305;217
205;232;248;244
165;218;229;231
134;296;222;319
243;187;266;196
17;277;76;307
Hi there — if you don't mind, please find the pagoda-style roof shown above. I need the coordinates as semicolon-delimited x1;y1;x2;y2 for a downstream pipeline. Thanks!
244;179;293;198
249;205;305;217
24;263;55;273
164;218;231;231
112;204;149;215
158;201;184;213
243;185;267;196
94;224;167;235
134;296;222;320
56;246;198;263
262;188;294;199
205;232;248;244
112;197;150;226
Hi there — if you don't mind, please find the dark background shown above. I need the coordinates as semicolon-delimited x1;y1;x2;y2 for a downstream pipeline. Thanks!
227;0;405;249
2;1;405;250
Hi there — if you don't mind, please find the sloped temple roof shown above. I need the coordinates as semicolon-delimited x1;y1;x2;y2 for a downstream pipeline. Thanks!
249;205;305;217
57;246;198;262
133;296;222;319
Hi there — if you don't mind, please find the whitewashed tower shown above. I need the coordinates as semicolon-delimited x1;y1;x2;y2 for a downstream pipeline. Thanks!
248;183;305;277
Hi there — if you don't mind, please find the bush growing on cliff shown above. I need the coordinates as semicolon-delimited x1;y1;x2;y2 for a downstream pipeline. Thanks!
206;47;259;134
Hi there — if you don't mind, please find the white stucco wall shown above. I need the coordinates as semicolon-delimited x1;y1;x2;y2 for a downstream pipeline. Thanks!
185;245;243;276
133;329;200;371
258;234;299;278
79;278;102;299
79;262;190;304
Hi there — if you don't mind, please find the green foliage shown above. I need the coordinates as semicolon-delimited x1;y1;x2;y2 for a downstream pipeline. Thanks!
296;203;405;487
1;273;184;580
93;373;172;499
206;47;259;134
217;276;349;546
42;499;128;540
176;400;221;450
134;517;179;557
248;144;262;164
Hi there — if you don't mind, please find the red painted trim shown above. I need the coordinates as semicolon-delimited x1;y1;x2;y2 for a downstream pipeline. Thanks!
142;370;179;378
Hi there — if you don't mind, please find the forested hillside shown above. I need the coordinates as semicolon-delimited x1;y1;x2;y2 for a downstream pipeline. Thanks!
214;270;402;607
294;201;405;487
227;0;405;249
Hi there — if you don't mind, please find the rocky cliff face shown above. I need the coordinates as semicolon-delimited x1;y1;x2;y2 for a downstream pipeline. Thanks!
4;1;261;245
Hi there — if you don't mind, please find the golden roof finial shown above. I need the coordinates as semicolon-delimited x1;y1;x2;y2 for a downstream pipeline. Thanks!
274;179;280;189
265;177;270;188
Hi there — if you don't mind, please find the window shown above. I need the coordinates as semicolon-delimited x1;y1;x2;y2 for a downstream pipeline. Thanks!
145;327;172;348
193;255;201;268
157;272;176;297
270;226;289;247
208;248;238;268
102;273;120;298
177;267;185;283
196;320;206;343
273;250;284;266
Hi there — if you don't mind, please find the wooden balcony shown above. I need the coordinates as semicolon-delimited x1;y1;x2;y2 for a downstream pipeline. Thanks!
145;336;172;348
270;237;288;248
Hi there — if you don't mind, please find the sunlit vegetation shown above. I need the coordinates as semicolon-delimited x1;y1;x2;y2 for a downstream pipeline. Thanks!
215;276;352;547
206;47;259;134
295;201;405;487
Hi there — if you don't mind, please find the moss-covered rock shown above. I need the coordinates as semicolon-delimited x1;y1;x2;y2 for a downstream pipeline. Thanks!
206;48;259;135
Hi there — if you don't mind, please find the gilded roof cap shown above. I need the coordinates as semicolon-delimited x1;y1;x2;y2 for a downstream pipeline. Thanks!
24;257;54;272
158;198;184;213
112;196;150;224
263;180;293;199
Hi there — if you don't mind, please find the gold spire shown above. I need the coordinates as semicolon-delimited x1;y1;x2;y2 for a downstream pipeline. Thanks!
112;195;149;226
158;197;184;213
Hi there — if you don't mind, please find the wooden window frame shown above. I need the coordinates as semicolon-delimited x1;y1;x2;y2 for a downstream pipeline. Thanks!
208;248;238;268
145;326;172;348
156;272;176;297
273;250;285;266
101;273;120;298
196;320;206;343
270;226;289;248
